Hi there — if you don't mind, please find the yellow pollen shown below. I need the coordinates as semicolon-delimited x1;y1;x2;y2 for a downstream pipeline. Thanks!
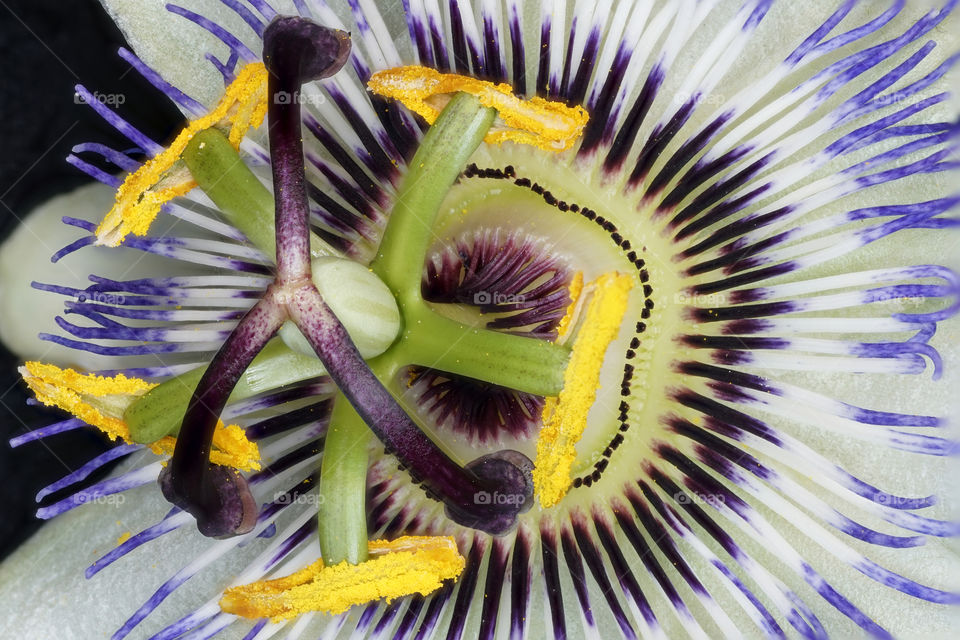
219;536;465;619
533;272;634;508
20;362;260;471
555;271;584;341
367;66;589;152
95;62;269;247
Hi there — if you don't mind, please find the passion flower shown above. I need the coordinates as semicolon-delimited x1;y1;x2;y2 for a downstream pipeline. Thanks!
1;1;958;638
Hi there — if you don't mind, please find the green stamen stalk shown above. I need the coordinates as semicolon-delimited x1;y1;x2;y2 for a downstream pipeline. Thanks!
183;128;336;261
317;397;370;565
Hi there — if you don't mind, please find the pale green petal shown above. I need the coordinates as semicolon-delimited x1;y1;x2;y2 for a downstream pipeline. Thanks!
0;182;190;369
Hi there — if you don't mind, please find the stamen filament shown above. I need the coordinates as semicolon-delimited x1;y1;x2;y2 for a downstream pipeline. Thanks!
125;339;329;444
182;128;337;261
317;398;371;566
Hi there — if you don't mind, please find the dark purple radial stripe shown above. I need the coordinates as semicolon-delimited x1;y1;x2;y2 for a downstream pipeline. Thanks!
557;16;578;101
577;44;629;155
308;155;379;219
371;599;404;637
373;95;421;159
638;481;786;638
676;422;925;548
678;201;795;261
354;602;379;636
565;28;600;107
644;112;735;199
508;526;532;640
304;116;394;199
539;522;567;640
481;16;505;82
622;486;716;600
684;226;791;277
673;183;772;246
506;3;526;95
245;400;331;441
478;539;510;640
656;445;752;519
393;594;425;640
307;183;375;238
671;389;784;447
166;4;257;61
449;0;472;74
643;470;741;563
428;14;451;72
413;582;453;640
653;468;832;640
680;335;790;352
626;100;696;188
324;87;403;173
665;151;772;229
678;360;944;428
602;63;664;174
591;509;660;629
10;418;85;447
559;525;596;629
687;300;799;323
535;16;551;96
613;493;691;614
570;515;638;640
248;447;323;489
444;537;486;640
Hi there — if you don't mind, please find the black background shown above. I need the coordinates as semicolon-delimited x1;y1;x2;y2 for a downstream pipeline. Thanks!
0;0;181;559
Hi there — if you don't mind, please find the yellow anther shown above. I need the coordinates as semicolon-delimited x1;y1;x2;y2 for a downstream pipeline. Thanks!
20;362;260;471
95;62;269;247
555;271;584;341
220;536;465;620
368;66;589;152
533;272;634;508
